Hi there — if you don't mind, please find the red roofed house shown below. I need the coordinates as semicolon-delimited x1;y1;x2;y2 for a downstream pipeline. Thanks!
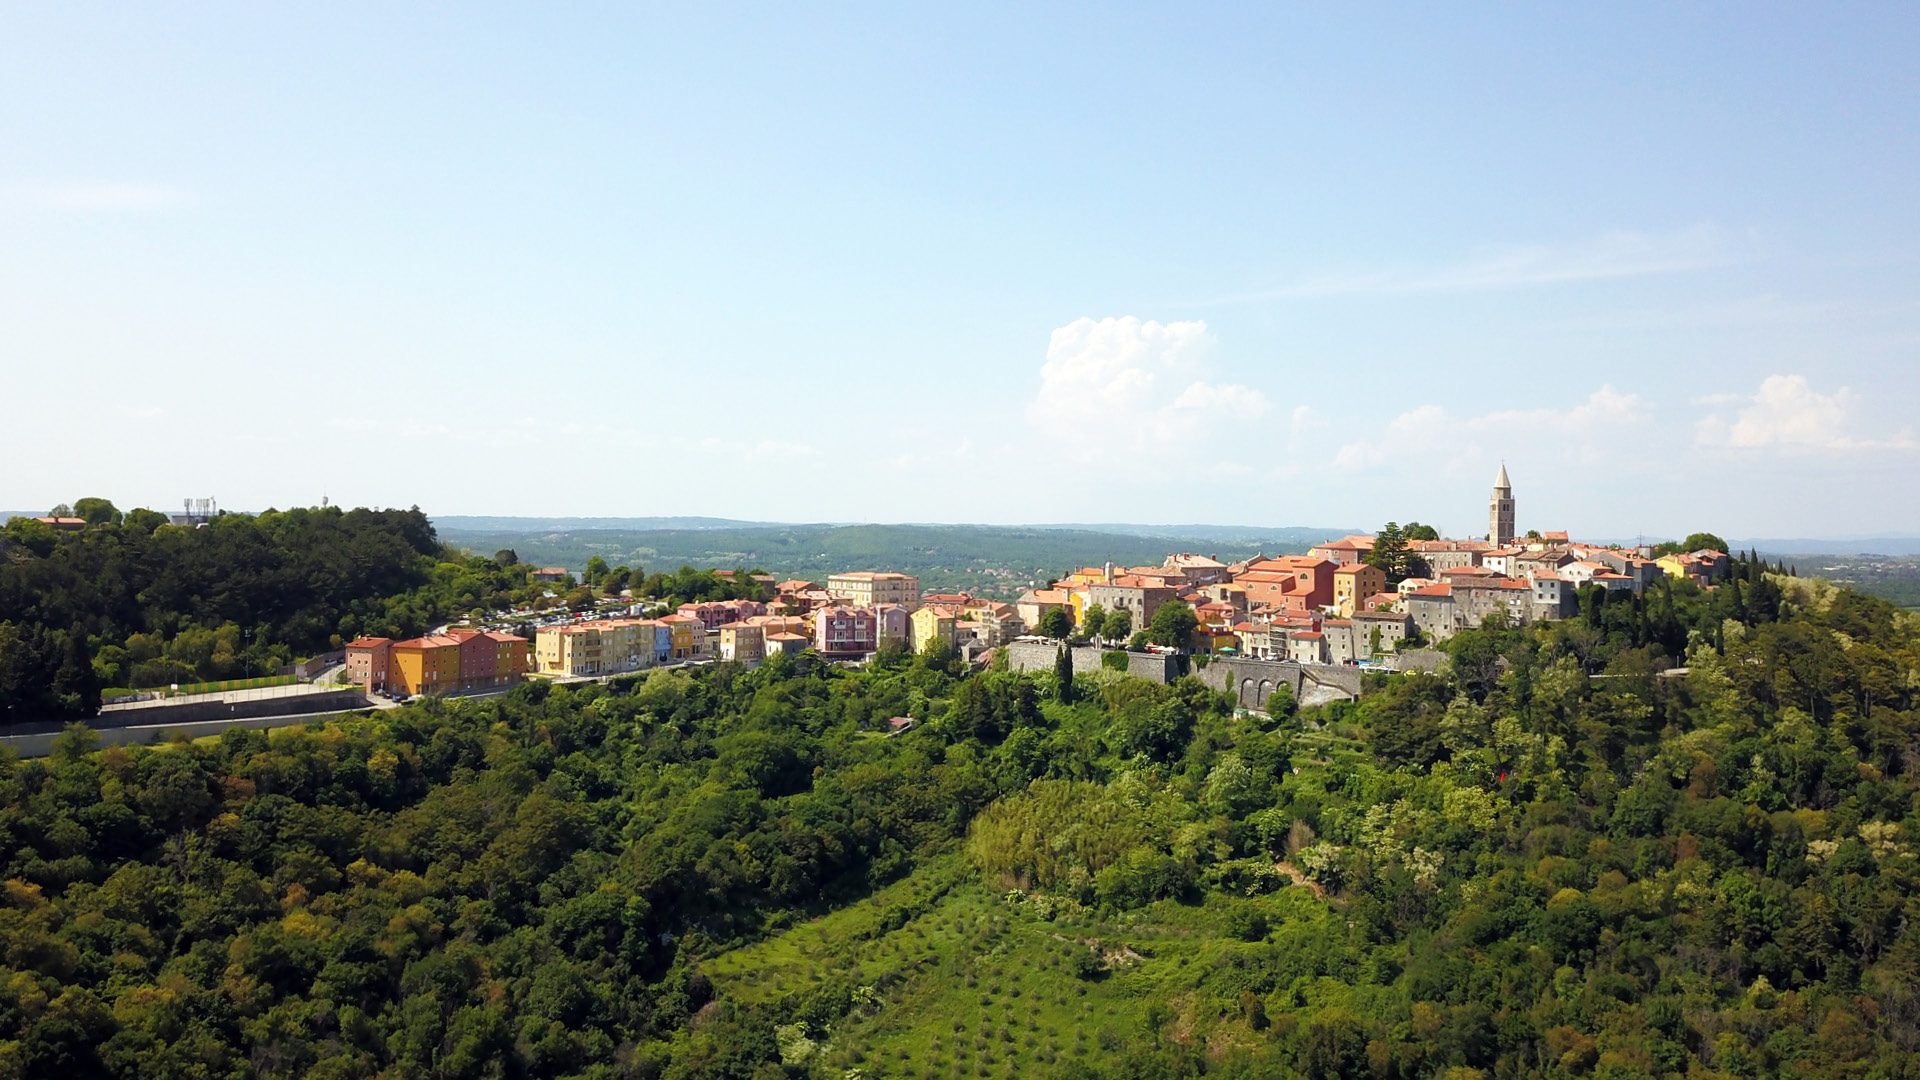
1287;631;1329;665
1332;562;1387;617
1088;577;1179;635
765;631;809;659
378;628;529;695
345;637;393;691
814;605;878;658
1308;535;1376;565
1405;583;1460;640
1232;556;1337;614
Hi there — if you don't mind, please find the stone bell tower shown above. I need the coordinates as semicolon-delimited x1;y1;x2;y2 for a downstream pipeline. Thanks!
1489;462;1515;546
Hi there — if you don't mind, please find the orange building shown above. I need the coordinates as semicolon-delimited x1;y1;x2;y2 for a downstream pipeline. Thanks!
1232;556;1337;614
359;628;529;695
1307;535;1375;566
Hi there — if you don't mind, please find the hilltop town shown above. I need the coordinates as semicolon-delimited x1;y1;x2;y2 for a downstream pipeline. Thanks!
341;466;1736;697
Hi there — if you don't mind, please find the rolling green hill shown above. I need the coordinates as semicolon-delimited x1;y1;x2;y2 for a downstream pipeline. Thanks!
432;522;1335;596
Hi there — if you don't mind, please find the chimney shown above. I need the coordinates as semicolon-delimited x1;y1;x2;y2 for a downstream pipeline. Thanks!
1104;561;1114;583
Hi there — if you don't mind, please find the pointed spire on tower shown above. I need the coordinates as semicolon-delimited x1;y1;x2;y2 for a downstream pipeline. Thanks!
1495;460;1511;490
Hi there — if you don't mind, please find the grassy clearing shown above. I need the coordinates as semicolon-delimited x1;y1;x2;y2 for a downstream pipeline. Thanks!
700;861;1340;1076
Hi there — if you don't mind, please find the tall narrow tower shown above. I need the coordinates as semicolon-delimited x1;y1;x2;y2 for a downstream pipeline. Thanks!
1489;462;1515;546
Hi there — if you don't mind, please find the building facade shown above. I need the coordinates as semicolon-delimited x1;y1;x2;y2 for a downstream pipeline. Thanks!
1332;562;1387;617
813;605;878;658
825;572;922;611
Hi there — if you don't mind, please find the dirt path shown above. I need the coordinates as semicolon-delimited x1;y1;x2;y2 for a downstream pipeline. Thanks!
1274;860;1328;900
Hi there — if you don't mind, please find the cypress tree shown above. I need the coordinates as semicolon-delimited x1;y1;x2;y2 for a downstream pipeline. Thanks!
1053;644;1075;704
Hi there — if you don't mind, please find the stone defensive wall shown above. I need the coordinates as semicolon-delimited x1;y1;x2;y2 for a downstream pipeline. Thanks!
1196;657;1364;711
1002;640;1181;683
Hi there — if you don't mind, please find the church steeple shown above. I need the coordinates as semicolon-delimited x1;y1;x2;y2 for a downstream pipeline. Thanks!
1489;462;1515;545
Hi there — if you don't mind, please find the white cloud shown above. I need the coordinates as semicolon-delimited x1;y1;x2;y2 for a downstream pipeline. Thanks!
6;182;191;213
1696;374;1917;452
1477;384;1644;430
1212;225;1730;303
1029;316;1272;458
700;436;820;458
1285;404;1326;452
1334;386;1645;471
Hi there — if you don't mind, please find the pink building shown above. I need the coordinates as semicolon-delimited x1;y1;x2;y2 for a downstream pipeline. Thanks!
875;603;911;649
676;599;769;632
345;636;393;690
814;605;878;657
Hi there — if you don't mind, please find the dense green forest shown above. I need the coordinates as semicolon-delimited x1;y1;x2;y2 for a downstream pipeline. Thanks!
1;556;1916;1077
0;505;531;719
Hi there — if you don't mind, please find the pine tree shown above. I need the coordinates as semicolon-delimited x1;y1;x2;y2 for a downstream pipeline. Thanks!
1368;522;1409;584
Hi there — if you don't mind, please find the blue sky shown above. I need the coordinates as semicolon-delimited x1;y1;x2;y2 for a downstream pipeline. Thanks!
4;5;1918;538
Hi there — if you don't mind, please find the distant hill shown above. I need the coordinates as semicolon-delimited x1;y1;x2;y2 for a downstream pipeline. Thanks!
429;520;1328;596
1743;537;1920;557
1026;522;1353;546
434;515;779;532
432;516;1350;546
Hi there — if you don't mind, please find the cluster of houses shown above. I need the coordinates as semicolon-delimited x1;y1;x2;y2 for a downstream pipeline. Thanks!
1014;467;1731;666
340;468;1733;692
517;571;1026;681
1014;534;1728;667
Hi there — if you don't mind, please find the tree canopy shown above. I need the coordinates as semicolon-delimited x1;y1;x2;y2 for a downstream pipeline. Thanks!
0;506;541;718
1146;599;1197;649
0;544;1915;1076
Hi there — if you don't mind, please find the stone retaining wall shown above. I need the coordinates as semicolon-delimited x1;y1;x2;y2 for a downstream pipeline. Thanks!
1002;641;1181;683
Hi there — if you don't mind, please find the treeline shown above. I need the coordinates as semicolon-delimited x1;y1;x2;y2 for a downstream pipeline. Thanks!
0;505;530;720
0;647;1027;1077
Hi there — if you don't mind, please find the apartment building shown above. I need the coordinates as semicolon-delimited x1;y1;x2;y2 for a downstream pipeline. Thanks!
352;628;529;694
814;605;877;658
1087;577;1178;633
677;599;769;632
718;622;765;663
825;571;922;611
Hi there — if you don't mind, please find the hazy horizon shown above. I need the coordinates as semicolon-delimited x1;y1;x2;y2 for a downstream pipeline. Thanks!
12;504;1920;550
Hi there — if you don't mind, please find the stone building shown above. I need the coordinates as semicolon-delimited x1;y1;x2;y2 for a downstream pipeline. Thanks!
1489;462;1515;546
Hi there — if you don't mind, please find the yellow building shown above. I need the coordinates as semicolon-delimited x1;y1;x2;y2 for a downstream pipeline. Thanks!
718;623;765;663
1196;626;1238;654
910;605;959;652
535;619;657;677
388;634;464;694
1332;562;1387;617
661;614;705;659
